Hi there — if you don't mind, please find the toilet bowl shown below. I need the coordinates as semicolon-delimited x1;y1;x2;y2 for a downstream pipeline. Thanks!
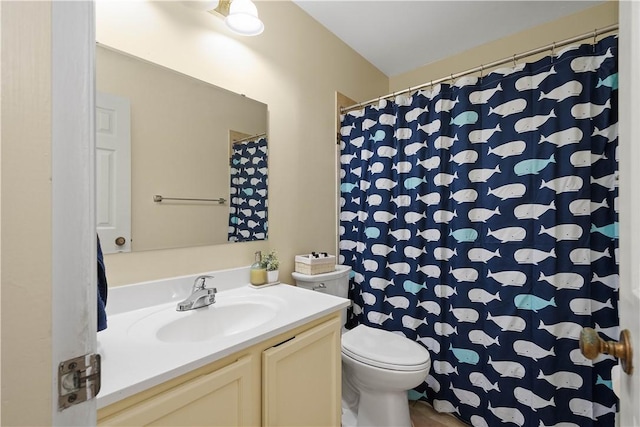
293;266;431;427
341;324;431;427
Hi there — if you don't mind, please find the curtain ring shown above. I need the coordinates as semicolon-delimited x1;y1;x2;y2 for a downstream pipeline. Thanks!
551;42;556;63
593;29;598;51
480;64;484;82
513;54;517;68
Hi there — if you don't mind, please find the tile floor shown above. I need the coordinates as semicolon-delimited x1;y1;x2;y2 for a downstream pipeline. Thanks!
409;400;470;427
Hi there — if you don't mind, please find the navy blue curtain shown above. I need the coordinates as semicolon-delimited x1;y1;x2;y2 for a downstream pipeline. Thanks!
228;136;268;242
339;36;618;427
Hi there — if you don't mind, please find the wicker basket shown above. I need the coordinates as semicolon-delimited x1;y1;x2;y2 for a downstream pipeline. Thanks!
294;254;336;275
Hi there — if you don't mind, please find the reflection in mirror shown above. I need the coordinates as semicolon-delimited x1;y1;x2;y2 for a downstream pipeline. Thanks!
95;45;268;254
228;134;268;242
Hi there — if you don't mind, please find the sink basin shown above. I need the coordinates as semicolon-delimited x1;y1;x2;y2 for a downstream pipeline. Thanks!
127;295;281;343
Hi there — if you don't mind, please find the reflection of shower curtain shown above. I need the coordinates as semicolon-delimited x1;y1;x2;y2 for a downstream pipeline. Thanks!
228;136;268;242
339;36;618;427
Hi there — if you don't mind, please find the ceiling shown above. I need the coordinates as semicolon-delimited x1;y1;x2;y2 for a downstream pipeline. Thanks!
291;1;605;77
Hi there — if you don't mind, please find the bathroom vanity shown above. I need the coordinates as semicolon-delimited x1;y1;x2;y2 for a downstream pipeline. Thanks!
96;267;349;426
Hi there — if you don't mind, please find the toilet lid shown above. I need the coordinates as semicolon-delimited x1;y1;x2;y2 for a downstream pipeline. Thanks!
341;324;431;371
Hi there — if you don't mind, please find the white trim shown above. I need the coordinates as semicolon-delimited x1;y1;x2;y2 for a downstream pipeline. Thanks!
618;1;640;425
51;2;96;424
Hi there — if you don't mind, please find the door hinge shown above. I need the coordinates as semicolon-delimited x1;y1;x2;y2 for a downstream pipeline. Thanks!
58;353;101;410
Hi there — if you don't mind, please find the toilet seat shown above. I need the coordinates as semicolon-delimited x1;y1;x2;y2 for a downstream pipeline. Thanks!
341;324;430;371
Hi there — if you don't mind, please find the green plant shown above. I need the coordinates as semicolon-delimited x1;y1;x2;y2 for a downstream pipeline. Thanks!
262;250;279;271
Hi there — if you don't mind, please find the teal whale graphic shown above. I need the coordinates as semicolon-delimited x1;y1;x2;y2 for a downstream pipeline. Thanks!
408;390;428;401
242;188;254;196
514;154;555;176
591;222;619;239
403;280;427;295
230;216;241;224
341;183;358;193
514;294;556;312
449;228;478;243
449;344;480;365
369;129;386;143
364;227;381;239
450;111;479;126
596;375;613;390
404;177;428;190
597;73;618;90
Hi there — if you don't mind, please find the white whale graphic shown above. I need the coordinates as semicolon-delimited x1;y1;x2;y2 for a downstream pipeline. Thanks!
514;201;556;220
538;319;583;340
515;66;556;91
469;330;500;348
487;270;527;287
488;140;526;158
537;369;583;390
450;149;478;165
514;387;555;411
468;207;501;223
469;165;501;183
539;81;583;101
570;47;614;73
515;109;556;133
538;271;584;290
469;83;503;104
469;372;500;393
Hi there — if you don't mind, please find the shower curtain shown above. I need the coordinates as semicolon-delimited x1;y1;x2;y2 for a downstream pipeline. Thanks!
339;36;618;427
228;136;268;242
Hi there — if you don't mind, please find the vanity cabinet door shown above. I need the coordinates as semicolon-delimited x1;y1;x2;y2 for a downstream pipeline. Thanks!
262;317;341;427
99;355;257;426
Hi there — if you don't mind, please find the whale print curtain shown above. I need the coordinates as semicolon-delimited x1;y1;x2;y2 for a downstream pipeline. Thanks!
228;136;268;242
339;36;618;427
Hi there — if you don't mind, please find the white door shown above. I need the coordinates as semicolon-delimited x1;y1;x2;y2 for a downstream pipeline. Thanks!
52;1;97;424
618;2;640;425
96;91;131;253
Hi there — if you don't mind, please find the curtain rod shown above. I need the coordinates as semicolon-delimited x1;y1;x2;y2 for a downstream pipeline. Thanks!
232;132;267;145
341;24;618;114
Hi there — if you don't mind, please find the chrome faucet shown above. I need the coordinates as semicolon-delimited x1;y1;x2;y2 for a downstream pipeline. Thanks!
176;275;217;311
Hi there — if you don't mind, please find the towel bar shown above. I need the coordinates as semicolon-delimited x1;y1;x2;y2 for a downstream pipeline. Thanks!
153;195;226;204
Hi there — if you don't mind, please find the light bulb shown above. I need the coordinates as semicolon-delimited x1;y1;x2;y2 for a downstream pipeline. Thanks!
225;0;264;36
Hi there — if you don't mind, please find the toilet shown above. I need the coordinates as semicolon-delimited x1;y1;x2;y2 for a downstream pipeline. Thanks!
292;265;431;427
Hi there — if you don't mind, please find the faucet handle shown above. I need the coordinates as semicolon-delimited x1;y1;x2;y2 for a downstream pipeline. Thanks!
193;275;215;290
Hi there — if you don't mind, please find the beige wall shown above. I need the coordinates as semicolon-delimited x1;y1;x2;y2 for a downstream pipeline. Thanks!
97;1;388;286
390;1;619;92
97;46;267;251
99;1;619;287
1;3;53;425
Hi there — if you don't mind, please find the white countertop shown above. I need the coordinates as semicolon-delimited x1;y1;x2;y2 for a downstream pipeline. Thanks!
97;273;350;409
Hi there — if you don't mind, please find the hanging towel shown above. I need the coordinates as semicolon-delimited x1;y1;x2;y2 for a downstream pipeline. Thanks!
97;235;108;331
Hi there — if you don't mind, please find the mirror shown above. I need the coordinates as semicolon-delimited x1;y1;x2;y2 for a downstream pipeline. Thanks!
96;45;268;254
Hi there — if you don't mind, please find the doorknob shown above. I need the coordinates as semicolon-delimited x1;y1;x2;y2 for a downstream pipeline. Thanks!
115;236;126;246
580;327;633;375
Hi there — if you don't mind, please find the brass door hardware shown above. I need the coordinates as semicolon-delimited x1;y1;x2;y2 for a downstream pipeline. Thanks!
580;327;633;375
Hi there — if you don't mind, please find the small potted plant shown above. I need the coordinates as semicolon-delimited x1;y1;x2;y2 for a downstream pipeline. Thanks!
262;250;280;283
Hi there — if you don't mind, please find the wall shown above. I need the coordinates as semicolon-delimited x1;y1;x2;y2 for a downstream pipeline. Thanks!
390;1;619;92
97;1;388;286
96;46;267;251
1;3;53;425
98;1;619;288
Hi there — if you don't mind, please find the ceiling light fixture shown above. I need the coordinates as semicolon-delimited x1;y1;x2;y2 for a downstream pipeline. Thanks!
208;0;264;36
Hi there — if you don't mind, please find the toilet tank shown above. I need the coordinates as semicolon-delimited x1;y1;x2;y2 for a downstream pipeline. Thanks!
291;264;351;298
292;265;352;326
